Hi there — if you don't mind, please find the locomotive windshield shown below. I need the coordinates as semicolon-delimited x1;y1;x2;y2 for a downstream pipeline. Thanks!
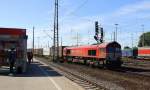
108;47;121;53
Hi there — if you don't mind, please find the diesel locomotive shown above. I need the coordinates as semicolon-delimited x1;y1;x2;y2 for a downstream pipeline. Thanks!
63;41;123;67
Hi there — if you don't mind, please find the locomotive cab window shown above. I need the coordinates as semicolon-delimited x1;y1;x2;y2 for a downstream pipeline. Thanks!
116;48;121;53
66;49;71;54
108;47;121;53
88;50;96;56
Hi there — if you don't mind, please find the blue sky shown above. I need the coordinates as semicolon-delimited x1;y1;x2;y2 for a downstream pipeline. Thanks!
0;0;150;48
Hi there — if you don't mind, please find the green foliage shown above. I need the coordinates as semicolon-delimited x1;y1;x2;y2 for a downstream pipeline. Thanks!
138;32;150;47
124;46;131;49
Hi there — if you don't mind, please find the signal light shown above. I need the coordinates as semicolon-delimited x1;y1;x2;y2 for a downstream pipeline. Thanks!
95;21;99;35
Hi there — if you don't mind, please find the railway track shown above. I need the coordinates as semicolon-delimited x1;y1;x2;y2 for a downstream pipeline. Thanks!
36;57;150;90
37;58;107;90
108;65;150;77
37;58;124;90
58;63;150;90
49;62;106;90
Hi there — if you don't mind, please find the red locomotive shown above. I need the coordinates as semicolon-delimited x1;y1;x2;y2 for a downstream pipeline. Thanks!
63;41;122;67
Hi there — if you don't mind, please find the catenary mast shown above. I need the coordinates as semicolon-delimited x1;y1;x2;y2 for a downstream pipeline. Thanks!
53;0;59;62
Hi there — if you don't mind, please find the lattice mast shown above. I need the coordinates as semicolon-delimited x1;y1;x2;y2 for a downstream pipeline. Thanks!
53;0;59;61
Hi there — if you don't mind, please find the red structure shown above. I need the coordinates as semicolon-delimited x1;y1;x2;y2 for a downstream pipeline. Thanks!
63;41;122;67
0;27;27;73
0;28;26;35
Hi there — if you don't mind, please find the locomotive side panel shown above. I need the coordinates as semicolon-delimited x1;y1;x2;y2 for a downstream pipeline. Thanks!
65;46;105;59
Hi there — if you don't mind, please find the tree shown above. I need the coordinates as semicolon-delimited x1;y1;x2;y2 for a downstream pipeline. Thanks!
124;46;131;49
138;32;150;47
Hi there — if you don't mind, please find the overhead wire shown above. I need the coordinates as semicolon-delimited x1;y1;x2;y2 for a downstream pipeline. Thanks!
60;0;92;22
65;0;89;16
43;30;53;40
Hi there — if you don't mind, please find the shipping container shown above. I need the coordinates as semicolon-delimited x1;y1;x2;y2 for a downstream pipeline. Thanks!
43;48;50;56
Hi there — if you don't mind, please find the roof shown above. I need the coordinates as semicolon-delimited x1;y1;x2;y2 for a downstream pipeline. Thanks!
138;47;150;49
65;41;120;49
0;27;26;35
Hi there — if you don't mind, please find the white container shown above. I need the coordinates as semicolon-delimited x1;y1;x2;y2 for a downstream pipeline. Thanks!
43;48;50;56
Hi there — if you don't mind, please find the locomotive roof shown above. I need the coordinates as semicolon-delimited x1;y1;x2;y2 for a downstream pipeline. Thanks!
65;41;120;49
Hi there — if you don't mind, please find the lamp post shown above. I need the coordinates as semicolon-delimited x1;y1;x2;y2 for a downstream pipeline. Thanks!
32;26;35;56
37;37;40;49
141;24;145;47
115;24;118;41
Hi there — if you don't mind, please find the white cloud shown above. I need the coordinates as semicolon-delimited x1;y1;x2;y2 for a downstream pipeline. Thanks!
114;1;150;16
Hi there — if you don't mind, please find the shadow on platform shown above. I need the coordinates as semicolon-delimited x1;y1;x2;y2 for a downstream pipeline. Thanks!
0;61;62;77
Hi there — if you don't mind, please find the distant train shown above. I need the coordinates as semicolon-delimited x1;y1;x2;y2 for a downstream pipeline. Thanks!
122;48;138;58
63;41;123;67
122;47;150;60
138;47;150;59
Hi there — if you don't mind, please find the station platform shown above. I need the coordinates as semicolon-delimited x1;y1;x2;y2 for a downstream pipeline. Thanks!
0;59;84;90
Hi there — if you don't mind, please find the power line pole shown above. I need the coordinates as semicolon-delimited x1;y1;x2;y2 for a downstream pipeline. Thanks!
131;33;133;48
70;29;73;46
48;41;50;48
77;32;79;46
141;24;145;47
37;37;40;49
115;24;118;41
32;26;35;56
60;37;63;47
111;32;113;41
53;0;59;62
88;30;90;45
113;31;115;41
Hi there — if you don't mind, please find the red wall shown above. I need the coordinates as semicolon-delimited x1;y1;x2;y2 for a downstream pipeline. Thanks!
0;28;26;35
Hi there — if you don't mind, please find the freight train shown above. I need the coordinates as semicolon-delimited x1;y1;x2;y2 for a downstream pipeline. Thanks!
32;41;123;67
